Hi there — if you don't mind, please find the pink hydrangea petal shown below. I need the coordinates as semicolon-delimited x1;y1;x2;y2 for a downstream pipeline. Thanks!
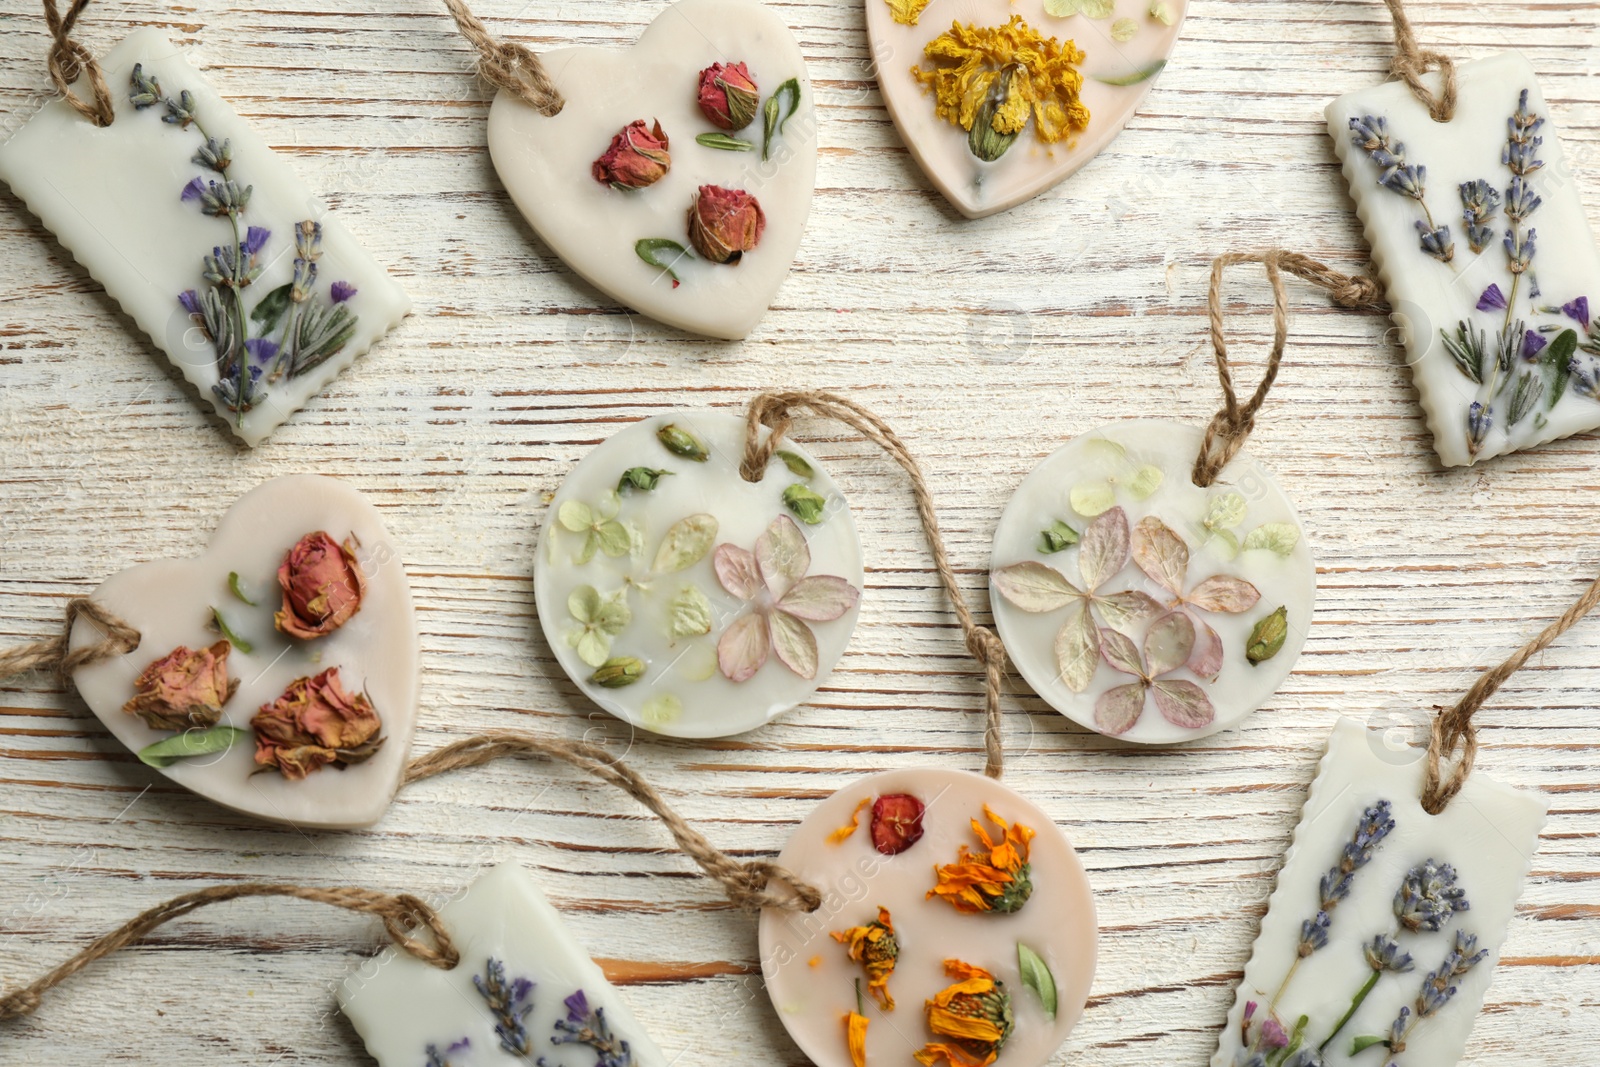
716;612;770;682
1054;604;1100;693
768;610;819;679
1078;507;1130;592
1187;574;1261;613
1132;515;1189;596
777;575;859;622
1142;611;1196;677
755;515;810;599
713;543;762;601
1151;679;1214;729
1187;616;1224;682
1094;682;1147;735
1097;626;1144;677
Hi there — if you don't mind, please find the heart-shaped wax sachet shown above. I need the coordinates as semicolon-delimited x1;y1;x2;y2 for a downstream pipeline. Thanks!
868;0;1186;218
69;475;419;829
487;0;815;340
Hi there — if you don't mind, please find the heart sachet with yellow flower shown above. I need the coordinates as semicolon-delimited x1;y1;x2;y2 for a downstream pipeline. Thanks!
868;0;1186;218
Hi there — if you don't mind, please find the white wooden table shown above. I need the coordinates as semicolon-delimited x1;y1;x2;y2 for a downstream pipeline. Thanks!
3;0;1600;1062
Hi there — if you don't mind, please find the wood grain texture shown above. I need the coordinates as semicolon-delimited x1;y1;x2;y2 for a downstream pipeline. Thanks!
2;0;1600;1063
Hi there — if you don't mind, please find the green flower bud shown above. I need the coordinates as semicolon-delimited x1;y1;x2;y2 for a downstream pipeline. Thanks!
591;656;646;688
1247;605;1288;666
657;423;709;462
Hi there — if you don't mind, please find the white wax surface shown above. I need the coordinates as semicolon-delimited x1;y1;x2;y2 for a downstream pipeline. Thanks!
0;31;410;447
68;475;419;829
989;420;1315;743
532;410;864;738
487;0;814;340
1327;53;1600;466
1212;717;1548;1067
338;862;666;1067
759;768;1098;1067
868;0;1187;218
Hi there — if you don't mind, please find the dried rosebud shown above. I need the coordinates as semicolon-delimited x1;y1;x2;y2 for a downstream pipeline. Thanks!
870;793;926;855
686;185;765;265
251;667;384;780
122;640;239;731
274;531;366;639
591;119;671;190
697;62;759;131
591;656;646;688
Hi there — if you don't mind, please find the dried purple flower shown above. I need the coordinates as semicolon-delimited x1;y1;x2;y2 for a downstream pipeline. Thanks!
1298;911;1331;957
1416;221;1454;263
1505;175;1541;222
1259;1018;1289;1051
1522;329;1548;360
244;338;279;365
424;1038;471;1067
1364;933;1415;973
180;176;206;202
1394;859;1470;934
193;136;232;173
1459;179;1500;253
1383;164;1427;201
1505;226;1537;274
1388;1004;1412;1054
1467;401;1492;454
1316;800;1395;913
1476;284;1508;311
1563;296;1590;327
196;178;252;218
242;225;271;257
545;987;633;1067
129;64;163;109
162;88;197;128
473;958;535;1055
1571;356;1600;400
178;288;203;317
1502;89;1545;176
330;280;357;303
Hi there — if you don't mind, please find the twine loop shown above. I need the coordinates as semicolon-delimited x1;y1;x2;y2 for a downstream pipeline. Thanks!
42;0;114;127
440;0;564;116
1422;566;1600;813
1194;251;1384;488
742;390;1009;779
0;598;140;685
404;732;821;911
1383;0;1457;123
0;884;457;1021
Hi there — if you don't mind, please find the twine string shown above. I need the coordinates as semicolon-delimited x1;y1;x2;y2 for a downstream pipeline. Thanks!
42;0;114;127
1194;250;1385;488
1422;565;1600;814
0;884;457;1021
404;731;822;911
1382;0;1457;123
740;390;1009;780
0;598;140;684
439;0;564;115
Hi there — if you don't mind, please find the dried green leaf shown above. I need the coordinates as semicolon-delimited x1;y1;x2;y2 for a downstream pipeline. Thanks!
591;656;646;688
1017;943;1058;1019
1350;1036;1389;1056
1110;16;1138;40
228;571;256;606
636;238;692;287
1507;371;1540;427
776;449;815;479
1247;605;1289;666
1204;492;1248;531
1148;0;1174;23
1069;482;1116;517
1039;520;1079;554
595;520;633;558
211;607;252;653
1127;464;1164;499
1044;0;1113;16
138;725;252;768
249;282;293;332
1242;523;1300;556
696;131;755;151
670;585;713;638
618;467;672;493
783;483;828;525
1094;59;1167;85
762;78;802;160
1440;321;1487;384
558;500;594;532
657;423;710;462
1544;328;1578;409
642;693;683;726
654;514;719;572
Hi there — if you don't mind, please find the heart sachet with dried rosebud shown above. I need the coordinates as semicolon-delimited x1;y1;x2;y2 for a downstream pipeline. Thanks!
1328;54;1600;466
0;30;409;446
1212;718;1545;1067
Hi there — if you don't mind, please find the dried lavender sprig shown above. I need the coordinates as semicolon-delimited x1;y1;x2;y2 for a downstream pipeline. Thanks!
1367;930;1489;1059
1348;116;1450;261
1393;860;1470;934
472;957;535;1056
1317;800;1395;913
1316;935;1415;1053
538;989;633;1067
1466;401;1492;456
1571;356;1600;400
1459;180;1499;253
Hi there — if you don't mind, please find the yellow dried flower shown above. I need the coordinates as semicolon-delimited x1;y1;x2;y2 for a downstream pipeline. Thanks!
911;16;1090;155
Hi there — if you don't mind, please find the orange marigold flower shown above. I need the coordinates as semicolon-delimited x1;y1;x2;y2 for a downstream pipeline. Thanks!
927;805;1035;915
911;15;1090;150
914;959;1014;1067
831;907;899;1010
830;796;872;844
845;1008;869;1067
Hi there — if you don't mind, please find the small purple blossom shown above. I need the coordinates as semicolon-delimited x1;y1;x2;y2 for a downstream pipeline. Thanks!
242;225;271;257
180;176;206;202
178;289;202;316
473;958;535;1056
330;280;358;303
1563;296;1590;327
1522;330;1547;360
545;987;632;1067
1476;283;1507;311
1467;401;1492;454
1259;1018;1289;1051
564;989;590;1021
244;338;279;365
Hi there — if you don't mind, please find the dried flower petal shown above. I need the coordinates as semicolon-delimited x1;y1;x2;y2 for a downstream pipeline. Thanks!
653;513;719;573
1094;682;1146;735
1150;679;1213;728
1142;611;1195;677
1097;626;1144;677
756;514;810;599
714;543;764;600
769;608;820;677
913;16;1089;150
1186;574;1261;613
1186;616;1224;681
993;560;1082;612
871;794;926;855
834;907;900;1011
1242;523;1299;555
123;640;239;731
928;806;1034;915
1053;604;1100;692
1132;515;1188;596
845;1011;868;1067
1078;506;1131;591
914;960;1014;1067
830;797;871;844
669;584;713;638
778;575;860;622
717;611;771;681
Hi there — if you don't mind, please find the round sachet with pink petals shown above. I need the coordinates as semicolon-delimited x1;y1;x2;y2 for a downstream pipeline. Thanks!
534;410;864;738
989;420;1316;743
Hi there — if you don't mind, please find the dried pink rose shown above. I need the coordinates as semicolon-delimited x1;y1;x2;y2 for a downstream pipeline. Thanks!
696;61;759;130
274;531;366;639
713;514;859;681
591;119;671;190
687;184;765;265
251;667;384;780
122;640;238;731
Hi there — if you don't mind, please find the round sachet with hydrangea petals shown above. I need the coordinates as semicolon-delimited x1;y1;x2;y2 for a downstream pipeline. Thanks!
532;410;864;738
990;419;1316;743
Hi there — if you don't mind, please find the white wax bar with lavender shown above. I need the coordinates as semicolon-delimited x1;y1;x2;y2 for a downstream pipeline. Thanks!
1211;717;1546;1067
338;863;665;1067
1327;53;1600;467
0;29;408;447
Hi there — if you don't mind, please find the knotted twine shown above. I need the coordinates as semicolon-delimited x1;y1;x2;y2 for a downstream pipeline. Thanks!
42;0;114;127
0;597;139;683
1191;250;1386;488
739;390;1011;780
439;0;565;115
0;883;457;1021
1382;0;1457;123
1422;563;1600;814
